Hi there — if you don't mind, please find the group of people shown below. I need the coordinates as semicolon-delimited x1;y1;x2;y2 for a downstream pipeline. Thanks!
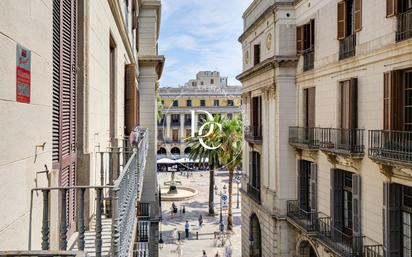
171;202;186;218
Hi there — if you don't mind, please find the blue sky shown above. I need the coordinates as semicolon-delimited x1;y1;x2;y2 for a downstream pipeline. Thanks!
159;0;251;87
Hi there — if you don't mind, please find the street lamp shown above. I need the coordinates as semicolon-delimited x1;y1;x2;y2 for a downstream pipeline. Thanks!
214;184;227;232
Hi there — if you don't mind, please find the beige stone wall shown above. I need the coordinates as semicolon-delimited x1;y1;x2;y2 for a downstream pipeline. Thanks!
0;0;53;249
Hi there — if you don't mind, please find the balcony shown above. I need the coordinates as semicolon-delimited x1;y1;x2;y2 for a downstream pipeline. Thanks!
368;130;412;166
244;125;262;144
247;183;261;204
396;9;412;42
303;48;314;71
19;128;149;257
319;128;364;157
289;126;320;150
171;121;180;127
184;120;192;126
286;200;317;234
339;34;356;60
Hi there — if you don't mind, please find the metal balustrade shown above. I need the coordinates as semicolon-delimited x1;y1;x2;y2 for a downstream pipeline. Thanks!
286;200;318;233
368;130;412;165
396;9;412;42
244;125;262;144
339;34;356;60
319;128;365;155
25;127;148;257
303;48;314;71
288;126;320;149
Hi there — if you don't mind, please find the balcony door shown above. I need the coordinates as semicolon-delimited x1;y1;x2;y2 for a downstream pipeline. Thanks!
384;69;412;132
340;79;358;148
251;96;262;136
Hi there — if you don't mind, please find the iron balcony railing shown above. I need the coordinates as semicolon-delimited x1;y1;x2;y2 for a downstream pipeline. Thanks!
184;120;192;126
339;34;356;60
368;130;412;165
289;126;320;149
247;183;261;204
319;128;365;155
26;127;149;257
134;242;149;257
286;200;318;233
171;121;180;126
303;48;315;71
244;125;262;144
396;9;412;42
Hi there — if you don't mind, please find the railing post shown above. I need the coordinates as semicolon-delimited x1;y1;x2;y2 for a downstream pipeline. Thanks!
59;188;68;250
79;188;86;251
111;189;119;257
100;152;104;186
41;190;49;250
95;188;103;257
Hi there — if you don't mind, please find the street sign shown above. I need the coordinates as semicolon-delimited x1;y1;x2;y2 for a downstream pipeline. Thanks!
221;194;228;201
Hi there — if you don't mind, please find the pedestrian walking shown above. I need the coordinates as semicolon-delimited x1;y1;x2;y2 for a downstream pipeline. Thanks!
202;250;207;257
198;214;203;228
214;251;220;257
182;206;186;216
172;202;177;217
184;220;190;238
224;243;232;257
176;240;183;257
171;227;178;244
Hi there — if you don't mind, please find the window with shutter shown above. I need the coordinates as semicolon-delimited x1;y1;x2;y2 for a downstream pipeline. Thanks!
296;26;303;55
354;0;362;32
298;160;310;212
125;64;138;134
383;182;402;257
337;1;347;40
310;163;318;213
331;169;344;236
352;174;362;254
386;0;398;17
52;0;78;238
384;70;405;131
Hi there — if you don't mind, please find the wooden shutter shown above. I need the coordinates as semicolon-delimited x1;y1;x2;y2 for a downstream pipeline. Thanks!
307;87;316;128
350;78;358;129
337;1;347;40
298;160;309;211
383;182;402;257
386;0;398;17
125;64;138;134
296;26;303;55
331;169;344;232
310;19;315;49
384;71;404;130
341;80;351;129
310;163;318;213
352;174;362;254
52;0;78;237
354;0;362;32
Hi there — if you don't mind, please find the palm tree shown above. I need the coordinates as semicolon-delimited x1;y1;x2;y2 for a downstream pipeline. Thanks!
218;118;243;231
185;116;222;215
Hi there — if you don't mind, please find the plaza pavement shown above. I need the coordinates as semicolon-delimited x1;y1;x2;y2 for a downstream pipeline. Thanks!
158;170;242;257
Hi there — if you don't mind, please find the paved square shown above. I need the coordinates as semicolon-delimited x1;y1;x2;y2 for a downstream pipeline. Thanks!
158;170;242;257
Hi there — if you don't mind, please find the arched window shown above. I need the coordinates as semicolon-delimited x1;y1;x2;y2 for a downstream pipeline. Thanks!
171;147;180;159
157;147;167;156
249;213;262;257
184;147;192;156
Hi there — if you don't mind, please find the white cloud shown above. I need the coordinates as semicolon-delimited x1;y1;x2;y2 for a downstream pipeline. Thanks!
159;0;250;87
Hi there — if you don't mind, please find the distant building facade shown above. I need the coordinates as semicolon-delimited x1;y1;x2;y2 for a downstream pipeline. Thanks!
157;71;242;160
239;0;412;257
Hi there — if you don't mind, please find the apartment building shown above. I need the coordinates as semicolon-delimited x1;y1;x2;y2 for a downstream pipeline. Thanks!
239;0;412;257
0;0;163;256
157;71;241;160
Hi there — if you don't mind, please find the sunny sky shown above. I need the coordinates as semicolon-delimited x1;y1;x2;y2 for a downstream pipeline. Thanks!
159;0;251;87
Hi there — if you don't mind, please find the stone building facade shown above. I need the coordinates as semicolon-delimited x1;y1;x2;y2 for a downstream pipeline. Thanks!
0;0;163;255
239;0;412;257
157;71;241;160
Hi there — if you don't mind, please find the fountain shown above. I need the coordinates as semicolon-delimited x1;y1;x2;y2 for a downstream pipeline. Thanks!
161;166;198;201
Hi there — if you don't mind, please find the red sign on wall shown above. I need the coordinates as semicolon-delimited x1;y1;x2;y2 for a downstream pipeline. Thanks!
16;44;31;103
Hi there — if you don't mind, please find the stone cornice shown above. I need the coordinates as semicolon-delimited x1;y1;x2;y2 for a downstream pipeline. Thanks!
108;0;135;63
138;55;165;79
239;1;294;43
236;55;298;82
